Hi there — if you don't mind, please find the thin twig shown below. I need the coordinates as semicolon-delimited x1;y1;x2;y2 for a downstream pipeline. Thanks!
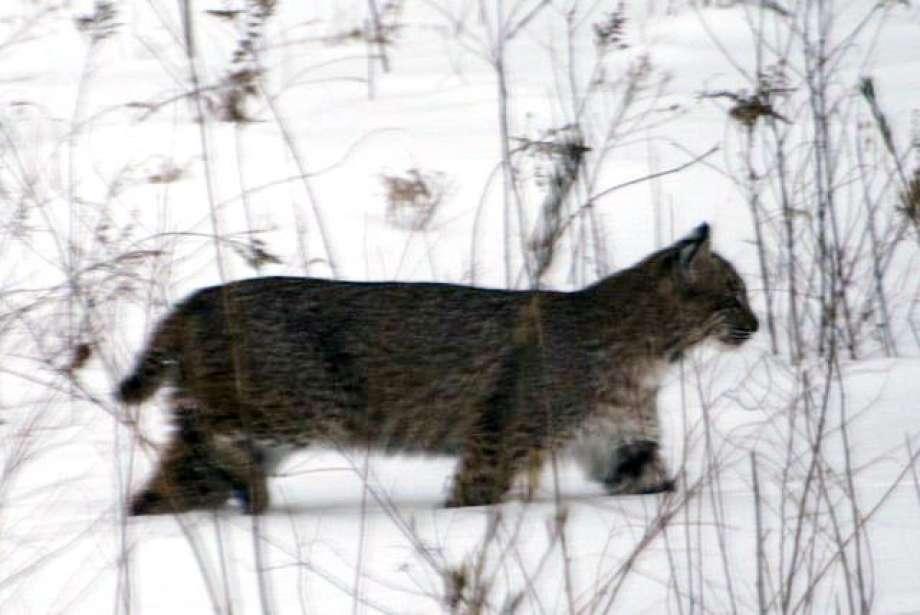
751;452;767;615
555;145;719;238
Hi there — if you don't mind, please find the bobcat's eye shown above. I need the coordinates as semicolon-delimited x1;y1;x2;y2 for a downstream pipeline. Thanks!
719;294;744;311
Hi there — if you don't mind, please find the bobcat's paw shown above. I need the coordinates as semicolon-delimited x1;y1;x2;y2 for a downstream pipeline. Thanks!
444;485;504;508
603;440;673;496
129;490;166;516
234;486;269;515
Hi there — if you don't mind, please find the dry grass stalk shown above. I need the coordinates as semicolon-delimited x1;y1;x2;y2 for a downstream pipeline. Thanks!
522;125;587;283
73;1;119;42
899;168;920;226
382;168;448;230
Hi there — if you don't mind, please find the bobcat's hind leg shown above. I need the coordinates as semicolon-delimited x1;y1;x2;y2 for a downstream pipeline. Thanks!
211;435;270;514
130;435;270;515
130;403;270;515
130;437;236;515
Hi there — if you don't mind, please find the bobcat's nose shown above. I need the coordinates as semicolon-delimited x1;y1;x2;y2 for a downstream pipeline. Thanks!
738;312;759;339
724;310;759;346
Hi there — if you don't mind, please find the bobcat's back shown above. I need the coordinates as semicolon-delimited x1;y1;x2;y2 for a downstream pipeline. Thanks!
119;277;594;453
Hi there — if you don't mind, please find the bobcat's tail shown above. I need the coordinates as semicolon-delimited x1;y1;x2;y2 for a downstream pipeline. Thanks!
117;311;183;404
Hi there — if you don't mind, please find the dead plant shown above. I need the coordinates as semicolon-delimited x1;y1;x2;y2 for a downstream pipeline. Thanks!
382;168;449;230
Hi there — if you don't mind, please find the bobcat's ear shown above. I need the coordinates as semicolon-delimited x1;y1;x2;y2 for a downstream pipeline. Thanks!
676;223;711;280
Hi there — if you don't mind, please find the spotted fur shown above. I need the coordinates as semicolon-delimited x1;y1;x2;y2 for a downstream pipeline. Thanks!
118;223;757;514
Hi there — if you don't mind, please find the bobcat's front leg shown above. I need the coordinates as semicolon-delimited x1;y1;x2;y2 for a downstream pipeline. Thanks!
445;402;532;507
603;440;675;495
446;436;520;507
575;393;674;495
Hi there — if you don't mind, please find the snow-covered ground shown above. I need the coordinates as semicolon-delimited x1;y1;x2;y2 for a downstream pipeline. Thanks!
1;1;919;613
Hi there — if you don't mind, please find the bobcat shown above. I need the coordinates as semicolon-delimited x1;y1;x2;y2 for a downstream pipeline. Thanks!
117;223;757;514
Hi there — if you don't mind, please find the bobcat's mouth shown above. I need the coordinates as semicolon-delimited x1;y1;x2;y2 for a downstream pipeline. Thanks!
715;309;759;346
720;327;756;346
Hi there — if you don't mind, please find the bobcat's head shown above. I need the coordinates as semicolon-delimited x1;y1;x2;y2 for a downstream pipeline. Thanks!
668;223;759;348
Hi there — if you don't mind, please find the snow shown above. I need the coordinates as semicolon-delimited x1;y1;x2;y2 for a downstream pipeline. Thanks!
1;1;919;613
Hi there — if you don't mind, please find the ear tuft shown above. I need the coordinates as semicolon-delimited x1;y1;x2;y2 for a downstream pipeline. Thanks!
677;222;711;273
690;222;710;242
